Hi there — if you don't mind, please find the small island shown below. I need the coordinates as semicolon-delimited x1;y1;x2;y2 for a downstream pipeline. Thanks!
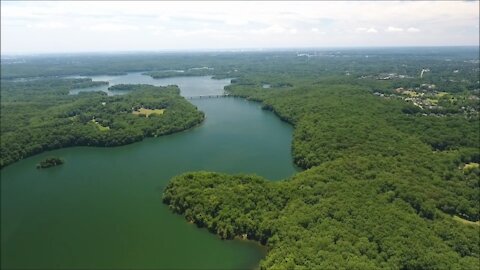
36;157;64;169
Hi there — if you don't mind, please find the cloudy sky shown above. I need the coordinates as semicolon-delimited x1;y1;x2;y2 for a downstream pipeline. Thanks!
1;1;479;54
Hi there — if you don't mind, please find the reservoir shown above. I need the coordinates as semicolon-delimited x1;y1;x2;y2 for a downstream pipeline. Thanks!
1;74;297;269
67;72;230;97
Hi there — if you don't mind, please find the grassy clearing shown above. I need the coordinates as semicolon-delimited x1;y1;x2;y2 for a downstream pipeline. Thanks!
426;98;439;105
436;92;449;98
404;90;423;97
453;215;480;226
463;162;479;173
132;108;165;117
91;119;110;131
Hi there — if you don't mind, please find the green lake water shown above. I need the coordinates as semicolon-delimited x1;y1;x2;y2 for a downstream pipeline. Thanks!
1;75;297;269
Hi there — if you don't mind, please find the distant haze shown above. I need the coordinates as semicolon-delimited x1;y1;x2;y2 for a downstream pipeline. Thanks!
1;1;479;54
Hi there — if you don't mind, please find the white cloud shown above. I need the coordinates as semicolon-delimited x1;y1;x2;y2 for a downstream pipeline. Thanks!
407;27;421;33
225;18;249;26
87;23;138;32
356;27;378;33
1;1;478;53
250;25;298;35
386;26;404;32
311;28;326;35
172;28;223;37
27;22;69;29
252;25;286;34
148;26;166;36
155;16;171;22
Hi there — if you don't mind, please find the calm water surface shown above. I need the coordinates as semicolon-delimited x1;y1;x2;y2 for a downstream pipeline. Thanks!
1;74;297;269
68;72;229;97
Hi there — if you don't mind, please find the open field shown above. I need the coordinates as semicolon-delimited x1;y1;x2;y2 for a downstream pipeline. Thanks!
132;108;165;117
91;120;110;131
463;162;479;173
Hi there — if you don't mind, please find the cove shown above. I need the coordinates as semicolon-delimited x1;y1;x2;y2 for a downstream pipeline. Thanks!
1;74;298;269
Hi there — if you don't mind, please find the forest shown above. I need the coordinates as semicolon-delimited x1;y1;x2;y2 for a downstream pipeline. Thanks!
1;47;479;269
0;80;204;168
164;81;480;268
161;48;479;269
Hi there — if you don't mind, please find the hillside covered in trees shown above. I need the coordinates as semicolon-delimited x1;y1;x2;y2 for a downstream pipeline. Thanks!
161;49;479;269
0;80;204;168
164;84;479;269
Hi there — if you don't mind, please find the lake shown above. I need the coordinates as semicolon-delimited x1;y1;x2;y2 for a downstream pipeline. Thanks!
68;72;230;97
1;74;297;269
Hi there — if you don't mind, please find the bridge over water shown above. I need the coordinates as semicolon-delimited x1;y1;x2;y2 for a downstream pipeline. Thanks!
186;94;231;100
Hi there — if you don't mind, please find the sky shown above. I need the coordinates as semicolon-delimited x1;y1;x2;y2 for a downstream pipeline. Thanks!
1;1;479;54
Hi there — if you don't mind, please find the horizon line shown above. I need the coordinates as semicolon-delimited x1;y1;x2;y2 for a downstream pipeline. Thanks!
2;45;479;57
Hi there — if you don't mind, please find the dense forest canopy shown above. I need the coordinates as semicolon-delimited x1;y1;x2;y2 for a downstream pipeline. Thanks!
1;47;479;269
161;48;479;269
0;81;204;168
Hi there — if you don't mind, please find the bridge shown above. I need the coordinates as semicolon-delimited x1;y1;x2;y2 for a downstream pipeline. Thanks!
186;94;231;100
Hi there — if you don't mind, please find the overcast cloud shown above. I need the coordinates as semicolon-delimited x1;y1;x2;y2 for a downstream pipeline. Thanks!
1;1;479;54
